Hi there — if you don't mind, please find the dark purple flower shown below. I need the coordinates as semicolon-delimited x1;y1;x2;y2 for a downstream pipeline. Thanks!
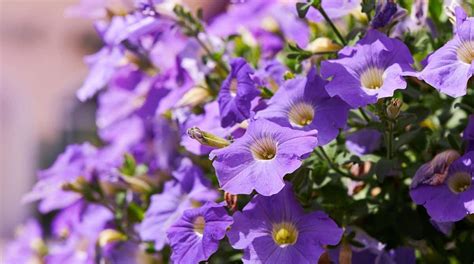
410;151;474;222
329;228;415;264
227;183;343;263
321;30;415;108
345;128;382;156
464;115;474;152
167;203;233;264
22;143;98;213
218;58;260;127
418;7;473;97
140;158;218;249
210;118;318;196
371;0;407;29
5;219;46;264
255;68;349;146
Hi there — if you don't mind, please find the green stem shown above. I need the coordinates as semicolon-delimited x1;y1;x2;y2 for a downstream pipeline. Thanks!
314;5;347;46
316;147;363;181
195;36;230;74
358;108;371;124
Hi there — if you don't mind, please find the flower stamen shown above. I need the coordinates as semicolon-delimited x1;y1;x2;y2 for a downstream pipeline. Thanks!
272;222;298;247
230;79;238;97
360;67;384;89
457;40;474;64
288;101;315;128
250;137;277;160
193;216;206;236
447;172;472;194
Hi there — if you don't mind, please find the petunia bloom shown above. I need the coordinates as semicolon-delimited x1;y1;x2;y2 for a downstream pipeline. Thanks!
140;158;218;250
217;58;260;128
255;68;349;145
345;128;382;156
167;203;233;264
418;7;473;97
321;29;415;108
464;115;474;152
5;219;46;264
210;118;318;196
227;183;343;263
410;150;474;222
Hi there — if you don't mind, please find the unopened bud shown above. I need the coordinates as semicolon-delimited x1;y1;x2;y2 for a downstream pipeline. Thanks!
62;176;88;193
187;127;230;148
98;229;127;247
177;86;211;107
121;175;153;194
306;37;342;53
386;98;402;120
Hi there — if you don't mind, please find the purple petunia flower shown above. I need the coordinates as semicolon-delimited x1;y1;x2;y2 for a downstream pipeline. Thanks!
418;7;473;97
255;68;349;146
371;0;407;29
22;143;98;213
5;219;46;264
167;203;233;264
46;203;113;264
210;118;318;196
328;228;415;264
410;151;474;222
227;183;343;263
345;128;382;156
321;29;415;108
140;158;218;250
217;58;260;127
306;0;361;22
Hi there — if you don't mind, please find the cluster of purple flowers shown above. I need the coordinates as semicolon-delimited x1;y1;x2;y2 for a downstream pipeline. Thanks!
6;0;474;263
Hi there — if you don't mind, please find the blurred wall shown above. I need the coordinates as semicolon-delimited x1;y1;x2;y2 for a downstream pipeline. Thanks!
0;0;97;237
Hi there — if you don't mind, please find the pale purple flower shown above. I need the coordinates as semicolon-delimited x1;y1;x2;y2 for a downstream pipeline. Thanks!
418;7;473;97
210;118;318;196
167;203;233;264
255;68;349;146
227;183;343;263
306;0;361;22
410;151;474;222
47;204;113;264
218;58;260;127
77;47;124;102
321;29;415;108
5;219;45;264
140;158;218;250
22;143;98;213
371;0;407;29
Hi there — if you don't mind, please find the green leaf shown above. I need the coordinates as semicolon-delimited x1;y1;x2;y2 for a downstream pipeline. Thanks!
374;158;397;182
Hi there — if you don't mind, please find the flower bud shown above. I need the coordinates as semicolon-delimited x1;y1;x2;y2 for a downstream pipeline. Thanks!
187;127;230;148
339;239;352;264
386;98;402;120
62;176;88;193
98;229;127;247
306;37;342;53
121;175;153;194
177;86;211;107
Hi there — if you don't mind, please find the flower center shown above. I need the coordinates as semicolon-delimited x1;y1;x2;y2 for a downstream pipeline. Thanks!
272;222;298;247
250;137;277;160
457;40;474;64
288;101;315;128
230;79;238;97
360;67;384;89
447;172;472;194
193;216;206;236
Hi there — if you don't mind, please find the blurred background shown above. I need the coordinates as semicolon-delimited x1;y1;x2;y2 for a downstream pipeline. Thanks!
0;0;102;247
0;0;228;257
